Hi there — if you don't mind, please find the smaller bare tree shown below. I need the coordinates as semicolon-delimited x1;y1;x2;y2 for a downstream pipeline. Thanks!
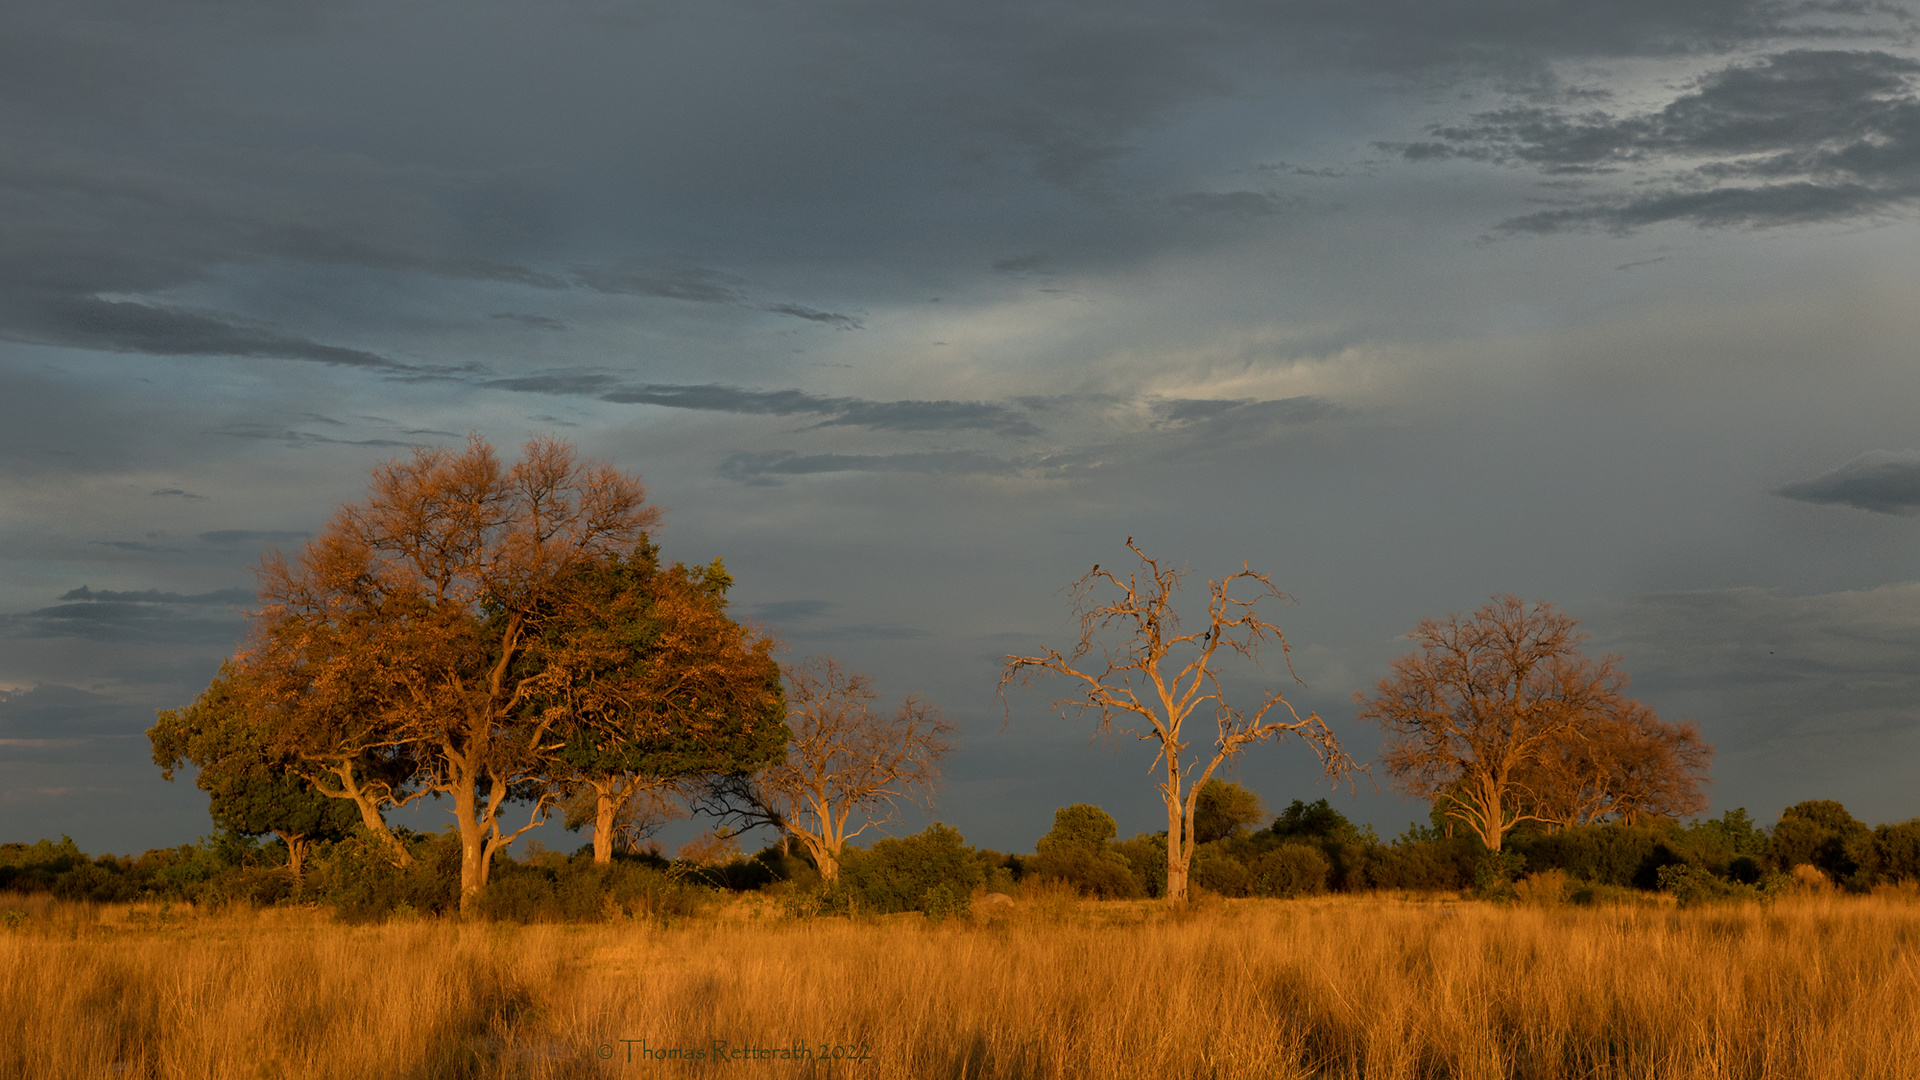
697;656;954;881
999;539;1353;905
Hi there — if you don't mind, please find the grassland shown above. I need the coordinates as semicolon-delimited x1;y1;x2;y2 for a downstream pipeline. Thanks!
3;890;1918;1080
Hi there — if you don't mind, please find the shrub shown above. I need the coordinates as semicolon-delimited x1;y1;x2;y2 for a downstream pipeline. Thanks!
1030;806;1143;898
834;824;984;915
1113;833;1167;898
1874;820;1920;882
1191;846;1250;898
1657;863;1763;907
1247;844;1328;898
1513;869;1569;907
1772;800;1875;888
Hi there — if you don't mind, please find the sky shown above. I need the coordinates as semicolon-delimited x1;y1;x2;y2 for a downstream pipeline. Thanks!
5;0;1920;857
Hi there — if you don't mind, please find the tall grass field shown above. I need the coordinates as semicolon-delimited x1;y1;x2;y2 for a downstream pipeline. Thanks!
3;891;1917;1079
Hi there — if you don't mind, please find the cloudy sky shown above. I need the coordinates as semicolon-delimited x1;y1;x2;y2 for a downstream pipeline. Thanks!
6;0;1920;856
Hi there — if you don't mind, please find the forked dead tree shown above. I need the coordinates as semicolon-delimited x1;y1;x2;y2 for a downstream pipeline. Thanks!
697;656;954;881
999;539;1353;905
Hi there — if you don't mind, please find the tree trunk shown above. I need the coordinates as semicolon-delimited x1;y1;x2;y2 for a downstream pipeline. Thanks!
593;783;617;864
276;831;309;882
454;780;489;912
1164;772;1188;905
326;761;413;867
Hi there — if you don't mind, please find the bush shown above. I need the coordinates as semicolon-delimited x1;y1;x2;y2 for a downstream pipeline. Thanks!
833;824;984;915
1874;820;1920;883
1771;800;1875;889
1030;806;1142;898
1113;833;1167;898
308;829;460;921
1247;844;1328;898
1657;863;1771;907
1191;845;1250;898
1513;869;1569;907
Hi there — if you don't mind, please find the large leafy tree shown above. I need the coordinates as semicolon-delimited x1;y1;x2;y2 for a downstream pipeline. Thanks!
149;662;363;879
532;544;788;862
229;435;663;909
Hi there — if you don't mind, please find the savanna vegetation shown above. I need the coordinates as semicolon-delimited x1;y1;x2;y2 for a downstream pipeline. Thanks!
7;436;1920;1077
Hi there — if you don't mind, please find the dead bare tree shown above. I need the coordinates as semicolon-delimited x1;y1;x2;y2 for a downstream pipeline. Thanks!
697;656;954;881
999;539;1353;905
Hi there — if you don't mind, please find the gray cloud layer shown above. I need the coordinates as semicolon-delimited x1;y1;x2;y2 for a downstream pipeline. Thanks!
1776;450;1920;514
1398;49;1920;231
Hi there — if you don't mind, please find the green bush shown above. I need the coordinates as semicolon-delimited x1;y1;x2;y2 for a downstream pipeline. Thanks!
1029;806;1142;898
1771;800;1875;887
833;824;984;915
1247;844;1328;898
1113;833;1167;898
1876;820;1920;882
1190;845;1250;897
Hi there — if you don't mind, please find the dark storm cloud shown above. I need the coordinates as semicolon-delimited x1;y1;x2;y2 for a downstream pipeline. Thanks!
753;599;837;623
756;303;863;329
212;424;422;449
0;0;1895;381
717;450;1026;484
712;394;1343;484
3;594;246;645
570;265;861;327
91;540;180;554
488;313;568;331
197;530;309;546
596;384;1038;434
58;586;252;606
1400;50;1920;231
1774;450;1920;514
150;488;206;500
0;295;404;368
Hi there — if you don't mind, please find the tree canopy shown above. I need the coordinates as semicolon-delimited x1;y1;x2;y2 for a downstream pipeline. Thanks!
1358;594;1710;853
149;661;363;879
207;434;787;909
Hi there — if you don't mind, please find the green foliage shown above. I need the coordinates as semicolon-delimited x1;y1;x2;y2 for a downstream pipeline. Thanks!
921;882;972;922
1247;844;1330;898
832;823;985;915
1473;849;1526;899
1191;843;1250;897
474;855;709;923
148;663;366;862
1508;822;1687;889
1771;800;1876;888
1030;805;1143;898
1265;799;1376;845
1113;833;1168;898
1192;780;1265;844
1875;820;1920;882
1656;863;1776;907
306;829;462;921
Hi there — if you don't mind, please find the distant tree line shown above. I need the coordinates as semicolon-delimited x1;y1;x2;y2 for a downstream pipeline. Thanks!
7;787;1920;922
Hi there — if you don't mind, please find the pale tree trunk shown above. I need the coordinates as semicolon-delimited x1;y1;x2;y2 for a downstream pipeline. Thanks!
454;778;489;910
1164;755;1191;904
593;783;619;864
322;760;412;867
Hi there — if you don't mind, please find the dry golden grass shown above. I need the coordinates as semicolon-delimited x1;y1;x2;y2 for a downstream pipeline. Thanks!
3;890;1919;1079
